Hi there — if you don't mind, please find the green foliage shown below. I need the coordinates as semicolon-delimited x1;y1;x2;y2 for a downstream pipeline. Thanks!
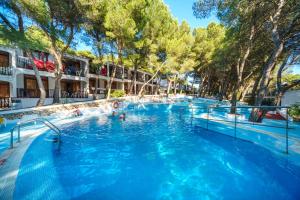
110;90;125;98
289;104;300;119
282;74;300;90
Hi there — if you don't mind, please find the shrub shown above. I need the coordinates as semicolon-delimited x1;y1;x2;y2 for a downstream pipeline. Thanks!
110;90;125;98
289;104;300;119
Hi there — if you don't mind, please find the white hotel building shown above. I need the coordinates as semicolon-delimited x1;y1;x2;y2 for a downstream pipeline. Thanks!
0;46;159;109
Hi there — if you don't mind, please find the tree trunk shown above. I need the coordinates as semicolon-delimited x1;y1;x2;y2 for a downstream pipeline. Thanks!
191;73;196;95
230;24;255;113
138;66;161;97
167;80;172;97
275;54;300;106
129;65;137;95
106;43;117;100
254;0;285;106
255;42;284;106
174;75;178;95
52;53;63;104
275;55;288;105
230;87;238;114
239;81;252;102
155;77;161;95
28;52;46;106
53;74;62;103
93;77;99;100
106;63;116;100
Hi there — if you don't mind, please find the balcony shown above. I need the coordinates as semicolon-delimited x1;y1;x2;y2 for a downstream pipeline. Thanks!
109;66;123;79
62;58;85;77
61;90;88;98
137;72;145;82
145;74;151;82
89;65;108;76
63;66;85;77
17;88;54;98
0;97;11;108
89;87;106;95
17;56;56;72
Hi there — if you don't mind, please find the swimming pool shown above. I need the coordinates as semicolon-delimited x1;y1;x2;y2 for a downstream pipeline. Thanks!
12;103;300;199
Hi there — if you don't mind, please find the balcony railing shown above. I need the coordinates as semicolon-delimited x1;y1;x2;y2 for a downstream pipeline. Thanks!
109;66;123;79
61;90;88;98
63;66;85;77
0;97;11;108
17;88;54;98
90;88;106;95
89;66;108;76
0;66;12;76
17;56;55;72
17;56;33;70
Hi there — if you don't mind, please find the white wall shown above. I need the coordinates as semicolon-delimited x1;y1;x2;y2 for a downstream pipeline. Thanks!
18;98;54;108
16;74;24;88
281;90;300;106
99;80;106;88
48;77;55;90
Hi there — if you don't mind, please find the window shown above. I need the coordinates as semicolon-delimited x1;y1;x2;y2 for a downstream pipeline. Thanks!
0;52;9;67
0;82;10;97
24;76;48;90
25;79;37;89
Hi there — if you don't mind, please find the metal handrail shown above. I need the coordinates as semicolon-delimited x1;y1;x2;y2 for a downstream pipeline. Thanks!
10;118;61;148
190;105;291;154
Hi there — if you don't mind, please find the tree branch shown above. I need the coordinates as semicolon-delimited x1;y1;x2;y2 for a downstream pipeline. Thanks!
0;12;16;31
61;25;74;53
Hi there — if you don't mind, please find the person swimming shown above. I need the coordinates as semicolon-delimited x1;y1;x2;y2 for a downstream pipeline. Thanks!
112;110;117;117
73;109;82;117
119;113;126;121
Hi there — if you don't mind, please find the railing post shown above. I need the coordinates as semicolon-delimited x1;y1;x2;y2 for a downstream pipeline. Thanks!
234;107;237;138
17;125;20;142
191;106;194;126
286;108;289;154
206;106;209;130
10;129;14;148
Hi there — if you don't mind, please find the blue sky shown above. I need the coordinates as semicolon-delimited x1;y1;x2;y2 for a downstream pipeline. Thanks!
163;0;218;28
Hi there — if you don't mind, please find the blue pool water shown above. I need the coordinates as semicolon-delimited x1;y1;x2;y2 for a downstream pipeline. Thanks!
14;103;300;199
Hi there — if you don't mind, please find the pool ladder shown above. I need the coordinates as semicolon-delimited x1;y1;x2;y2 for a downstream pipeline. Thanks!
10;118;61;148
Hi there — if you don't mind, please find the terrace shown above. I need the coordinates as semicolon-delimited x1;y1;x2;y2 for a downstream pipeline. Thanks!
61;79;88;98
0;81;11;109
62;59;85;77
17;51;56;72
